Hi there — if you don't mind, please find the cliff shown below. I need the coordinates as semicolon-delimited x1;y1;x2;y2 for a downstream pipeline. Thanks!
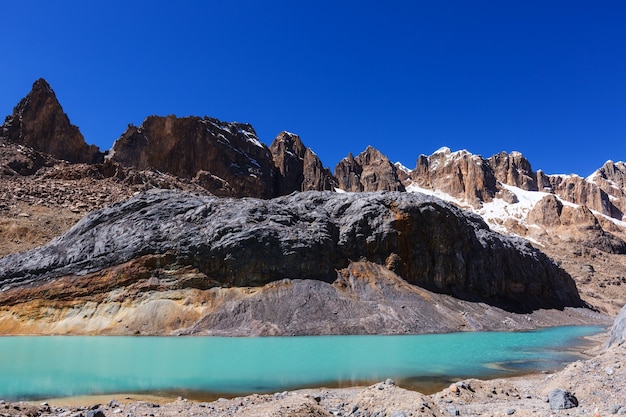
1;79;103;164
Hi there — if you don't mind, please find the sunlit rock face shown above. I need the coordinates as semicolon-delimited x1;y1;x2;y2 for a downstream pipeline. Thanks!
109;115;277;198
1;78;103;164
335;146;405;192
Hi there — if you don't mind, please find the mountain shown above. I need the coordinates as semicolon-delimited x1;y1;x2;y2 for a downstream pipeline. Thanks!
0;190;592;335
0;78;625;331
269;131;337;194
109;115;277;198
335;146;405;192
0;79;103;164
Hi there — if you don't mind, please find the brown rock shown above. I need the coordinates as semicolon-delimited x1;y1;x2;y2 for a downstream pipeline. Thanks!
527;194;563;227
1;78;103;164
489;151;538;191
269;131;336;194
334;146;405;192
410;148;496;206
110;115;276;198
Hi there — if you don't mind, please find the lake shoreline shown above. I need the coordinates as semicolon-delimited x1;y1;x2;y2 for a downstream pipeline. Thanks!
5;329;621;417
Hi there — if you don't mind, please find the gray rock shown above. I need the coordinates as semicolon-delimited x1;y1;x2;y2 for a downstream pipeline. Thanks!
610;404;621;414
86;410;106;417
548;389;578;410
506;409;515;415
0;190;582;314
619;406;626;415
391;411;406;417
447;406;460;416
608;303;626;347
384;378;396;386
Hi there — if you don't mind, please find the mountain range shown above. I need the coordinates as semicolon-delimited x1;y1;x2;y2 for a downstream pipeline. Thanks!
0;78;624;335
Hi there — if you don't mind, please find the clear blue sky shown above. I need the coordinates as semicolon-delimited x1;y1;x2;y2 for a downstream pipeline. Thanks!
1;1;624;176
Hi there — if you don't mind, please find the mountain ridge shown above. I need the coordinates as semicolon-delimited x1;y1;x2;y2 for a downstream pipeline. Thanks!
1;78;626;320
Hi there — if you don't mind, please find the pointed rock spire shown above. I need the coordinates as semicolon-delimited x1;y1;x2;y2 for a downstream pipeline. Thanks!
1;78;103;164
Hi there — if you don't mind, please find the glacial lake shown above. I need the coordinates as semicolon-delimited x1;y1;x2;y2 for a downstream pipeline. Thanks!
0;326;604;401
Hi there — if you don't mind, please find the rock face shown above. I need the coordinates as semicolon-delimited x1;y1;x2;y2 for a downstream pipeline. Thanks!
489;151;538;191
109;115;276;198
269;131;336;194
1;79;103;164
335;146;405;192
410;148;497;207
0;190;582;312
608;303;626;347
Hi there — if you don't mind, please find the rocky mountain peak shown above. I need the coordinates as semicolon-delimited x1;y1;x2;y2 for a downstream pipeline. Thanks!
269;131;336;194
409;147;497;207
1;78;103;164
109;115;276;198
489;150;538;191
334;146;405;192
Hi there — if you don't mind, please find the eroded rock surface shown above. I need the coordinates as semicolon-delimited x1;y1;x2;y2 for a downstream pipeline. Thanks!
1;79;103;164
0;190;582;313
269;131;337;194
335;146;405;192
110;115;276;198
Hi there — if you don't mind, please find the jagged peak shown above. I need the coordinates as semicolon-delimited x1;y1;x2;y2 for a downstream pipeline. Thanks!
394;161;411;174
31;78;54;94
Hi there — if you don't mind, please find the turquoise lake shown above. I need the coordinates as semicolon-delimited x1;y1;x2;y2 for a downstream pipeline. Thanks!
0;326;604;401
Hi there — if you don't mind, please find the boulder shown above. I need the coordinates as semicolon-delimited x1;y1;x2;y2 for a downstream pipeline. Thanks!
548;389;578;410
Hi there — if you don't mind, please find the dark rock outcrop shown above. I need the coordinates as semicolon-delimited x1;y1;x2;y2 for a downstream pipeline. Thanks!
0;190;582;312
335;146;405;192
269;131;336;194
1;79;103;164
109;115;276;198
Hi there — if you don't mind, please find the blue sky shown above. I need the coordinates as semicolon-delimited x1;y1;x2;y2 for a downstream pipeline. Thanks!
1;1;624;176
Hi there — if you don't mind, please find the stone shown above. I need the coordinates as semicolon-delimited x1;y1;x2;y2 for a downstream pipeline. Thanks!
86;410;106;417
548;389;578;410
335;146;405;192
0;190;583;313
269;131;336;194
608;303;626;347
410;147;497;207
446;406;459;416
1;79;103;164
110;115;276;198
384;378;395;386
506;408;515;415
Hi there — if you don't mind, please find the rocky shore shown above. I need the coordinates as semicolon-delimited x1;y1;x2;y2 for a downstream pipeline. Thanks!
1;331;623;417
